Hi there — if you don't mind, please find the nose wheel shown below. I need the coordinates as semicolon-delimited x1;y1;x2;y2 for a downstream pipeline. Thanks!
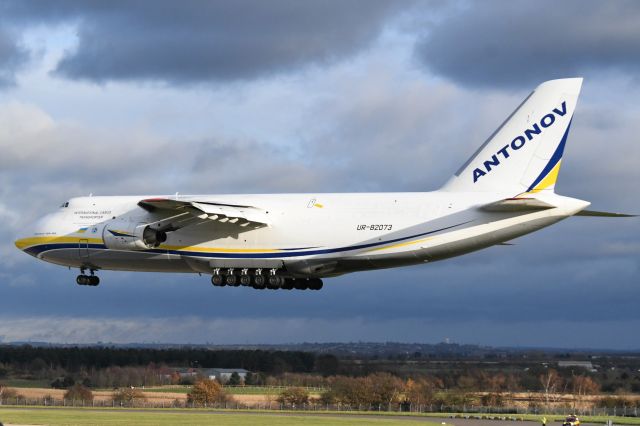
77;269;100;286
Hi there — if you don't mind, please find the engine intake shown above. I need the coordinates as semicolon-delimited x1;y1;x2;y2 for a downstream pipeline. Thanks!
102;220;167;251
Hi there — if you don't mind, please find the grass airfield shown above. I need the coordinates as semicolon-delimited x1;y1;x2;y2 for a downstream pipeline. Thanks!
2;407;640;426
0;407;442;426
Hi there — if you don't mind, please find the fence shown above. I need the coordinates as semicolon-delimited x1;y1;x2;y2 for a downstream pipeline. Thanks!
139;385;326;392
1;397;639;418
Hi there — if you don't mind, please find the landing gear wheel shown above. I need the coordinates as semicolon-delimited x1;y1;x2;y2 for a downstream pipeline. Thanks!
226;274;238;286
240;275;252;286
294;279;309;290
281;279;294;290
76;275;98;286
211;275;225;286
253;275;266;290
267;275;283;289
308;278;323;290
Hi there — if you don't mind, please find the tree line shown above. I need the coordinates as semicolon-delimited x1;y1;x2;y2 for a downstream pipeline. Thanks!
0;345;333;375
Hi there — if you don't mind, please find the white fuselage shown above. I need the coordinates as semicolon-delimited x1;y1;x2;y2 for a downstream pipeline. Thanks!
15;191;589;279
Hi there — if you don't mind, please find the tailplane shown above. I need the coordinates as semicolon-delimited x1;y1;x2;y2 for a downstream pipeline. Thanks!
443;78;583;195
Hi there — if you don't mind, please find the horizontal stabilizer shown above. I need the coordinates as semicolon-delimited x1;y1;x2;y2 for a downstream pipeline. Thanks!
574;210;636;218
480;198;555;213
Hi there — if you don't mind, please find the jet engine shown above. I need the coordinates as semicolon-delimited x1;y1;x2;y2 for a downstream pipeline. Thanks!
102;220;167;251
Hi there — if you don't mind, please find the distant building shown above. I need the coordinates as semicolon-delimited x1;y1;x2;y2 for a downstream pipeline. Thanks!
557;361;596;371
203;368;250;383
175;367;199;378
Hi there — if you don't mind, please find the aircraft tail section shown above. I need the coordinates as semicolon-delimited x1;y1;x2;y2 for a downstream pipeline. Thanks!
442;78;583;195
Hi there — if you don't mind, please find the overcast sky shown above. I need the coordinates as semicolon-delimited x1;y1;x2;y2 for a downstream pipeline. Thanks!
0;0;638;349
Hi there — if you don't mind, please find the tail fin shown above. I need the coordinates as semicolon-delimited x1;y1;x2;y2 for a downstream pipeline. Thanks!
443;78;583;195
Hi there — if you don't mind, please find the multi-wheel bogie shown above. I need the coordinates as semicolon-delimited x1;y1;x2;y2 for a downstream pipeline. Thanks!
210;267;323;290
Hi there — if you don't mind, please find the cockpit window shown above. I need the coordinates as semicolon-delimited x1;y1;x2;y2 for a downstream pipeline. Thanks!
60;201;69;208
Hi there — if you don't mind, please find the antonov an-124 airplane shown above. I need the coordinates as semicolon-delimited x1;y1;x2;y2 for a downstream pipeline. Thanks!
15;78;634;290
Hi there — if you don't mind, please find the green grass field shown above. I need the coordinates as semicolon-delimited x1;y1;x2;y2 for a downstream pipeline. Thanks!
1;379;52;388
0;407;440;426
2;407;640;426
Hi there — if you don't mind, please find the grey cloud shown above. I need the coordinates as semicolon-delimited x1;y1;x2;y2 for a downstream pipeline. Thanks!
0;29;28;88
2;72;638;337
1;27;639;348
3;0;408;84
415;0;640;88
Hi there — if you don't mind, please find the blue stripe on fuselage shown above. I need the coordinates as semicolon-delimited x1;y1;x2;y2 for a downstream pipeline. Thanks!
23;221;472;259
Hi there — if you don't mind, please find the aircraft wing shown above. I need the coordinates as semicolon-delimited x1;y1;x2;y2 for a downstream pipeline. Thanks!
138;198;270;230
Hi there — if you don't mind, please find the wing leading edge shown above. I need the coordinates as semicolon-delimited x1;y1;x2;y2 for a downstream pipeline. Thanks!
138;198;270;230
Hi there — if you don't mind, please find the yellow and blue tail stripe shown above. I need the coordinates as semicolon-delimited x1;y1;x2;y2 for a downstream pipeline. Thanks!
526;119;572;193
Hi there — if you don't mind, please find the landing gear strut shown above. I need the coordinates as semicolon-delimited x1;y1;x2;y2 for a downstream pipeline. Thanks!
76;268;99;286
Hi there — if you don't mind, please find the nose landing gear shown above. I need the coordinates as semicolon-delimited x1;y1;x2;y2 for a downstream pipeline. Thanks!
76;268;100;286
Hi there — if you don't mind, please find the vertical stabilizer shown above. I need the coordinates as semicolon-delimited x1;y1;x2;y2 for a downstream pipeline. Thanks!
443;78;582;195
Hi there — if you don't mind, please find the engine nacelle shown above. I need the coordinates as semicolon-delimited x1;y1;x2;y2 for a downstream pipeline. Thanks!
102;220;167;251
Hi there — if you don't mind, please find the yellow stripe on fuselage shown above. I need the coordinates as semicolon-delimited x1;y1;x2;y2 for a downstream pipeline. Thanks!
14;236;103;250
14;236;285;254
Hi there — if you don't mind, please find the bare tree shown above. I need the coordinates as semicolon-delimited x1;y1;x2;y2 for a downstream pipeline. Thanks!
404;377;442;407
571;375;599;410
539;369;562;408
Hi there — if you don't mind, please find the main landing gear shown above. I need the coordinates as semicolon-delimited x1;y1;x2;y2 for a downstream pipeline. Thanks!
76;268;100;286
210;268;323;291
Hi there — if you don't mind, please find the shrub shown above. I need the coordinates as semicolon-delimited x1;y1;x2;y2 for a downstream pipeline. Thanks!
64;383;94;401
187;379;229;405
112;387;146;405
319;388;337;405
0;385;24;403
277;387;310;406
598;396;638;409
480;392;505;407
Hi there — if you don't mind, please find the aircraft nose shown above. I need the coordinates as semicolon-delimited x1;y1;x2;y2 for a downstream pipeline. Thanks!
15;237;28;251
13;237;31;255
15;236;38;257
